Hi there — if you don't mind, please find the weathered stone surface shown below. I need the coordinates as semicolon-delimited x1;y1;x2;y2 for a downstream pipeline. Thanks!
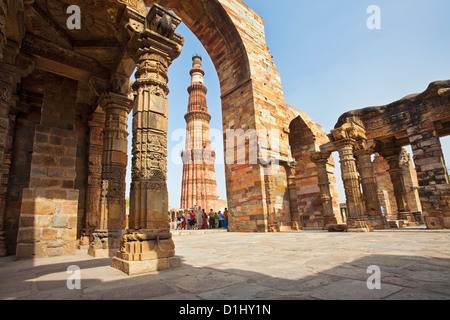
333;81;450;229
310;279;403;300
328;224;348;232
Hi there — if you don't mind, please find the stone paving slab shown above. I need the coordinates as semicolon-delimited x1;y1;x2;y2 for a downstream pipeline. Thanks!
0;230;449;300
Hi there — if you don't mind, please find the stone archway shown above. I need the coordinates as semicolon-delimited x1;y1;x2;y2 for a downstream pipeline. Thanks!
142;0;296;233
288;112;342;229
102;0;302;274
0;0;335;269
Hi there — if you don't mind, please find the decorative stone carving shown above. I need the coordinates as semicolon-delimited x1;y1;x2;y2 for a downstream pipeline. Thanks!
281;160;301;230
381;146;416;224
81;111;105;247
311;152;338;229
263;164;279;233
112;4;184;275
118;0;149;16
89;93;132;257
0;0;7;60
330;123;373;232
354;139;388;229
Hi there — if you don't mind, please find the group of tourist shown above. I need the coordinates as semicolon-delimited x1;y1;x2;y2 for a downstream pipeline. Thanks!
172;206;229;231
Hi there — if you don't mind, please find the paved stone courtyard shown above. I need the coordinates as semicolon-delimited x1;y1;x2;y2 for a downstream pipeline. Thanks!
0;228;449;300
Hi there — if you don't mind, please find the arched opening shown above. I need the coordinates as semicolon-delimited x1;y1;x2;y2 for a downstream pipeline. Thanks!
0;0;316;262
140;0;294;233
166;23;227;220
288;114;341;229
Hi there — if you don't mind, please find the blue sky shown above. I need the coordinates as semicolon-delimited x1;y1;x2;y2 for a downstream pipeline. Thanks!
128;1;450;208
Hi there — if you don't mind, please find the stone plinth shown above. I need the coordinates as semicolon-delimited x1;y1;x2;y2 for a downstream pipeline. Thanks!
88;229;125;258
111;230;181;275
0;231;6;256
346;218;374;233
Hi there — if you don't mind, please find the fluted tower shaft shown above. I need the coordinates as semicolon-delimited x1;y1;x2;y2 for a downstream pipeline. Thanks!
180;56;218;211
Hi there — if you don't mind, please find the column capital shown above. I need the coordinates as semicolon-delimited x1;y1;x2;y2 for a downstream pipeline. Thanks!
354;138;377;156
130;4;185;64
98;92;133;113
330;122;366;145
311;151;331;164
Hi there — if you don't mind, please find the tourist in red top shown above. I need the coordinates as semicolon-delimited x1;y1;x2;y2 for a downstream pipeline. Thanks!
189;210;196;229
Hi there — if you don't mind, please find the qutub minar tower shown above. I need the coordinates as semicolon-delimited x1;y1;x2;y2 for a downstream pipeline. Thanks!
180;55;219;211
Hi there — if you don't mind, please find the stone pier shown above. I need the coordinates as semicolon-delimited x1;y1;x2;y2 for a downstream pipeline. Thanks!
88;93;132;258
112;5;184;275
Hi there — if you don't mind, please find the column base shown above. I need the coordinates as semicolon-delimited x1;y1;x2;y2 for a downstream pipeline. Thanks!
322;216;338;230
0;231;6;257
398;212;420;226
367;216;390;230
346;218;374;232
79;228;92;246
112;229;180;275
268;223;280;233
112;256;181;275
88;229;124;258
424;216;450;230
291;221;303;231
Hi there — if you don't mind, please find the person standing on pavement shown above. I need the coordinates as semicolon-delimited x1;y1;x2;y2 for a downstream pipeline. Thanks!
218;210;224;228
202;209;208;229
209;209;215;229
214;211;219;229
196;206;203;230
223;208;229;230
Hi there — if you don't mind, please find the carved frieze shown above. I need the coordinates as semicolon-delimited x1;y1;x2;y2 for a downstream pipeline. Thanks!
365;105;429;130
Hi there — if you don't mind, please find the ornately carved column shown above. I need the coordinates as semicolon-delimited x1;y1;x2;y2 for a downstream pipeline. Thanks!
112;5;184;275
0;60;16;256
336;141;372;232
0;0;7;60
382;148;416;224
355;142;388;229
263;164;279;232
88;93;132;257
311;152;339;229
80;110;105;247
283;161;301;230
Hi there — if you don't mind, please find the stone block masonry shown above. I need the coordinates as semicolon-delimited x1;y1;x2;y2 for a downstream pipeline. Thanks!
16;127;79;258
16;73;80;258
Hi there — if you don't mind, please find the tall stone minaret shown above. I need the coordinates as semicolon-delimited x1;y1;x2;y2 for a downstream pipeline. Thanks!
180;55;218;211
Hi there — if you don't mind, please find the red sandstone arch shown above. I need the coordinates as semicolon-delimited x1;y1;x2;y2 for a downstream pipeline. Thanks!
144;0;293;231
145;0;251;95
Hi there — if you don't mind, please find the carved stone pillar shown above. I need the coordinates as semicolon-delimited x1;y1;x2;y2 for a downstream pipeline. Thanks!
336;142;372;231
263;164;279;233
355;144;388;229
80;110;105;247
382;148;416;225
112;5;184;275
0;60;16;256
283;161;301;230
88;94;132;258
0;0;7;60
331;123;372;232
311;152;339;229
0;110;17;256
